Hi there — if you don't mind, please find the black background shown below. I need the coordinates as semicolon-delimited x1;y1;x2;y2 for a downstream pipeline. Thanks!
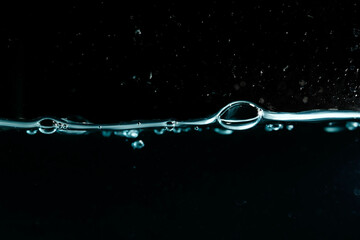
4;1;360;122
3;0;360;239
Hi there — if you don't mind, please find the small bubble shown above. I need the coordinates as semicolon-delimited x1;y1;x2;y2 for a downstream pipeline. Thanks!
265;123;283;132
26;129;38;135
131;140;145;149
346;122;359;131
286;125;294;131
194;126;202;131
214;128;233;135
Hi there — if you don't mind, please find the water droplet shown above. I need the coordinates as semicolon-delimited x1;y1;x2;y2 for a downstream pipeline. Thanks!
131;140;145;149
286;125;294;131
214;128;233;135
26;129;38;135
346;122;359;131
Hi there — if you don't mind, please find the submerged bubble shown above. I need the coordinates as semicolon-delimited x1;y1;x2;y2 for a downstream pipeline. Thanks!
173;128;182;133
131;140;145;149
102;131;112;137
214;128;233;135
194;126;202;131
324;124;345;133
286;125;294;131
265;123;283;132
346;122;359;131
26;129;38;135
154;128;166;135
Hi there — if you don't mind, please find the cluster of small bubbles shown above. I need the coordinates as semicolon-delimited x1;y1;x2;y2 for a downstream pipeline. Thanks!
131;140;145;150
102;131;112;137
346;122;359;131
265;123;283;132
214;128;233;135
26;129;38;135
286;125;294;131
54;121;68;130
165;121;176;131
154;128;166;135
114;130;139;138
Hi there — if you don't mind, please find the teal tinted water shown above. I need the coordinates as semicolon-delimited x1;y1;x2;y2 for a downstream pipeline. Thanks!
1;101;360;148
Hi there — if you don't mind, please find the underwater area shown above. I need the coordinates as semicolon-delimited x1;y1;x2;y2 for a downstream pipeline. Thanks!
3;1;360;239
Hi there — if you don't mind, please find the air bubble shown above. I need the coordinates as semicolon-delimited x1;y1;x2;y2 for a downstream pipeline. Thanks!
38;118;58;135
194;126;202;131
217;101;263;130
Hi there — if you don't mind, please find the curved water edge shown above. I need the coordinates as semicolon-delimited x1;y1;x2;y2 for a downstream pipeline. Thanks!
1;101;360;135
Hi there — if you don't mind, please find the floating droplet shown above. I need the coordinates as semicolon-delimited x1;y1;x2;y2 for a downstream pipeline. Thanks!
131;140;145;149
214;128;233;135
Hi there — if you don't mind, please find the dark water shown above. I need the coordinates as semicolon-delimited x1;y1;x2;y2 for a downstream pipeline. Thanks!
1;126;360;239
